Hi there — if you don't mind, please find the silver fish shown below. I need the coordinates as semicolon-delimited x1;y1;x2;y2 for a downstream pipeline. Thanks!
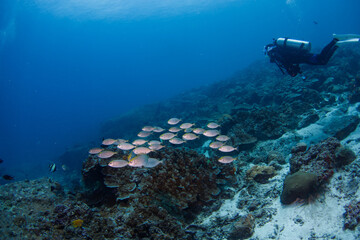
148;140;161;145
114;139;128;144
180;123;195;129
89;148;103;154
216;135;230;142
218;145;238;153
108;159;129;168
142;126;155;132
207;122;220;129
149;144;164;150
128;154;149;167
133;147;152;155
144;158;163;168
193;128;205;134
209;141;224;149
169;127;182;133
218;156;236;164
102;138;117;145
132;139;147;146
182;133;199;140
153;127;165;133
169;137;186;144
98;150;116;159
168;118;182;125
117;142;135;151
203;130;220;137
137;131;152;138
160;132;177;140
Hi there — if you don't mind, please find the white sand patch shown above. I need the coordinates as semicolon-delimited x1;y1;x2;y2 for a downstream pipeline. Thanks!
295;123;328;145
342;123;360;156
252;171;358;240
341;102;360;156
346;103;360;116
200;190;244;226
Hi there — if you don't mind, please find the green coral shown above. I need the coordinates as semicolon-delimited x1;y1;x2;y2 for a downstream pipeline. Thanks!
280;171;319;205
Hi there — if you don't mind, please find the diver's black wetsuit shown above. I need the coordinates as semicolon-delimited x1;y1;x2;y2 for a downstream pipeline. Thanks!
265;38;339;77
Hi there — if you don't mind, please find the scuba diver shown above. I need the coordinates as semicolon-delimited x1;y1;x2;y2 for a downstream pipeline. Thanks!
264;34;360;77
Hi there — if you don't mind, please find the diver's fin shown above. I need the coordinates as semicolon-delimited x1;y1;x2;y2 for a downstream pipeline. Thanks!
336;38;360;45
333;34;360;41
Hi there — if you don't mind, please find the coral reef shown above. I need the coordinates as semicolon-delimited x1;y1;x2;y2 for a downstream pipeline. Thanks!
228;214;255;240
81;146;237;239
3;46;360;239
280;171;319;204
344;200;360;230
246;165;276;184
289;137;355;185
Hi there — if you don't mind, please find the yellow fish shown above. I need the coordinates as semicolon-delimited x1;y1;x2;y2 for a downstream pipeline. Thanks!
72;219;84;228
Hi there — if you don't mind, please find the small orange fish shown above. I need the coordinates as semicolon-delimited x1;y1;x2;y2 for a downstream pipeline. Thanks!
72;219;84;228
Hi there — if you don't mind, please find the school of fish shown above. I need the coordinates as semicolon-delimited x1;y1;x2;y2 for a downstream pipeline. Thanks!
88;117;238;170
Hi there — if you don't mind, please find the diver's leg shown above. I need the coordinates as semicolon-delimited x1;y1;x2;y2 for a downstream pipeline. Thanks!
320;39;338;57
322;45;338;64
316;39;339;65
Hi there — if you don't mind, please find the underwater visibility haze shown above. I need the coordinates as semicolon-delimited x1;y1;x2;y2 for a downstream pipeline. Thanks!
2;0;360;239
1;0;359;179
1;0;358;180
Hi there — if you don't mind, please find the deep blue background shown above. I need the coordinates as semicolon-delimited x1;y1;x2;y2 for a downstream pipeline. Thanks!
1;0;360;180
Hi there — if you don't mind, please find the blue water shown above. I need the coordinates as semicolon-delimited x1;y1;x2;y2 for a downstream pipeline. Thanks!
1;0;359;180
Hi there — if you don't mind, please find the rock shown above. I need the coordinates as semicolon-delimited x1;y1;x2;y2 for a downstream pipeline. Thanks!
289;138;340;184
280;171;319;205
344;200;360;230
246;165;276;184
228;214;255;240
267;151;286;165
297;113;320;129
335;146;356;167
291;142;307;154
323;115;360;140
349;89;360;103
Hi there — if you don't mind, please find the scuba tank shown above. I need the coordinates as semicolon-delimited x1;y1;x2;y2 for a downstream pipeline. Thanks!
275;37;311;52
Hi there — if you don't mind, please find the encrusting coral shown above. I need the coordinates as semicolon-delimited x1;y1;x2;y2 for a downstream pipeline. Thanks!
281;137;356;205
82;146;237;238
